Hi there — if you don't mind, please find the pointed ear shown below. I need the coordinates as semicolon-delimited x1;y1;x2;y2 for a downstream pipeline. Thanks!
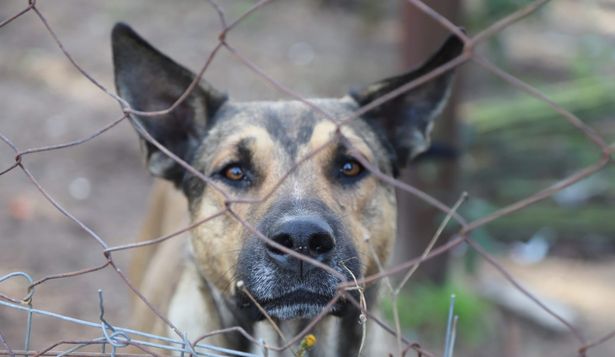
112;23;227;184
350;34;463;170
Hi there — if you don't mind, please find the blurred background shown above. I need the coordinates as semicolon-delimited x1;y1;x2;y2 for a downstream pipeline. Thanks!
1;0;614;356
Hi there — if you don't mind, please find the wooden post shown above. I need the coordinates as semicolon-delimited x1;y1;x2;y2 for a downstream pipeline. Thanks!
392;0;462;283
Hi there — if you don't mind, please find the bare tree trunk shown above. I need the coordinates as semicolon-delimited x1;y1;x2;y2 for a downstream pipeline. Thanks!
392;0;462;284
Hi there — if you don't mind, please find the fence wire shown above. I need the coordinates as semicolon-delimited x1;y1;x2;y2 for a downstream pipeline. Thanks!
1;0;614;356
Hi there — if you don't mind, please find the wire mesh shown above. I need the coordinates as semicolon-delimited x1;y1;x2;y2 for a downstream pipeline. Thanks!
1;0;614;356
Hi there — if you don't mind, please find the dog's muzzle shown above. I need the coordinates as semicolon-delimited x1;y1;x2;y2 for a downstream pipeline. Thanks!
236;201;361;321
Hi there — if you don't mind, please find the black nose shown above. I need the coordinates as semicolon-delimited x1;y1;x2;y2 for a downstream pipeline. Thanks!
266;216;335;273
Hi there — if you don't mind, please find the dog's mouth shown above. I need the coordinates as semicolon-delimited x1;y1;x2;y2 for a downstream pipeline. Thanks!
236;288;354;321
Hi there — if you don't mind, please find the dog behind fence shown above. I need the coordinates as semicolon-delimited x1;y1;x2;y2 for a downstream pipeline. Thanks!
1;0;614;356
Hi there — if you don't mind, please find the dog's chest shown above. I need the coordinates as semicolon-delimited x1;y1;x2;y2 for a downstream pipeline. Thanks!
251;318;343;357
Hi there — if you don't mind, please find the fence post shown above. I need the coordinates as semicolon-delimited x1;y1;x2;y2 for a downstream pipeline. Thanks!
393;0;462;283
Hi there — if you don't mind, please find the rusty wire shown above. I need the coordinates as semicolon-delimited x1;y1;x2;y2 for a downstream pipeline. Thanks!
0;0;614;356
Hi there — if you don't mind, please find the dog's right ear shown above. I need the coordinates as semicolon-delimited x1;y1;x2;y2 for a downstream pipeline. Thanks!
112;23;227;184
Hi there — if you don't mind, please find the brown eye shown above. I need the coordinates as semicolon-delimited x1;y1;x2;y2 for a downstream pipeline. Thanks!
340;160;362;177
224;165;245;181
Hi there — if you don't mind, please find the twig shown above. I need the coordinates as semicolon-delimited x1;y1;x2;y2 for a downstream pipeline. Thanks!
236;281;287;344
340;262;367;356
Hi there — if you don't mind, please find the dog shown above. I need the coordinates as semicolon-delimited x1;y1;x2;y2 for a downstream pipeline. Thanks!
112;22;461;356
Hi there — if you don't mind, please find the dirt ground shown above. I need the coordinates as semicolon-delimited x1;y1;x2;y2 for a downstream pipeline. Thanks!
0;1;614;356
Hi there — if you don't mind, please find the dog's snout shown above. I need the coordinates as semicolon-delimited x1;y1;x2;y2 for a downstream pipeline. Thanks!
266;217;335;271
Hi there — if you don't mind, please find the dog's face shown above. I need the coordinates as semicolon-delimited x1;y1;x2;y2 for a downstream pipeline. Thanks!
112;23;460;321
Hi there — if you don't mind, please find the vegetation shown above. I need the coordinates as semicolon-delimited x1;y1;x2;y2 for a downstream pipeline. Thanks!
381;282;490;345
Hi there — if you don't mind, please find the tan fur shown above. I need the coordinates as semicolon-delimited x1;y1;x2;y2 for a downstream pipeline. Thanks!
130;180;189;335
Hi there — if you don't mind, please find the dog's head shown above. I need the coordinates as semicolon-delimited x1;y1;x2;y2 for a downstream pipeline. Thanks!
112;23;461;321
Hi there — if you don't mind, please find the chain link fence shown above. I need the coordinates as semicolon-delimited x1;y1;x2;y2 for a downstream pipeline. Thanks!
1;0;614;356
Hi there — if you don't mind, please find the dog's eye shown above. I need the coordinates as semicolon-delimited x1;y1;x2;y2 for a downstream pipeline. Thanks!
215;162;255;189
223;164;246;181
340;160;363;177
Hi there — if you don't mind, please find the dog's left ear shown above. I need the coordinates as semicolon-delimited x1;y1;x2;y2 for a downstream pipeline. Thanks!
350;34;463;169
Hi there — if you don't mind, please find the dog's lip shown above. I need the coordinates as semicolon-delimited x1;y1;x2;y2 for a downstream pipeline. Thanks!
258;289;335;309
237;288;356;320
